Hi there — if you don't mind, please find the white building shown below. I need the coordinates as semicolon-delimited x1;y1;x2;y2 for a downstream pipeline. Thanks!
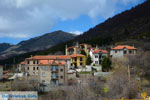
110;45;137;58
92;50;108;65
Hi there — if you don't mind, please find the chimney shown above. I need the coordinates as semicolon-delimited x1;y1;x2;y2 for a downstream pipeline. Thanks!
31;55;33;59
96;45;98;50
132;44;135;48
54;56;57;60
76;42;79;47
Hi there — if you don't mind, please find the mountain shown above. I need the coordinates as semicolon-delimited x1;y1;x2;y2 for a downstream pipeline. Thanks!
0;31;75;59
76;1;150;43
0;43;13;53
0;1;150;66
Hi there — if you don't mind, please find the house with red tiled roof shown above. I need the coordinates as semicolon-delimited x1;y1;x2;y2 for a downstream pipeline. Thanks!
19;56;68;91
18;61;25;72
91;49;108;65
21;55;71;76
110;45;137;58
70;54;86;68
38;60;68;91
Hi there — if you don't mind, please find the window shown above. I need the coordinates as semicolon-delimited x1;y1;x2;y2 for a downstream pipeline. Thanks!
37;67;39;70
42;80;45;83
42;72;46;77
129;50;132;54
33;67;35;70
51;66;58;71
60;76;63;79
33;61;35;64
95;61;98;64
95;55;98;58
124;51;127;54
27;61;30;64
37;61;39;64
27;67;29;70
74;58;77;61
60;69;63;72
102;56;105;58
41;66;46;70
115;50;117;53
81;45;84;49
80;57;83;61
80;63;82;66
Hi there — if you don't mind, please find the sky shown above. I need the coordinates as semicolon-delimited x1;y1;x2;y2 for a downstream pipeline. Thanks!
0;0;145;44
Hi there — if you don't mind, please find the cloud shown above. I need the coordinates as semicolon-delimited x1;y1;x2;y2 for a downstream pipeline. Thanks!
70;31;83;35
0;0;140;38
0;32;29;38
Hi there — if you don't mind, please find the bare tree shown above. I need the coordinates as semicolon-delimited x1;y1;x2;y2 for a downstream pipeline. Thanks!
11;78;38;91
107;66;138;99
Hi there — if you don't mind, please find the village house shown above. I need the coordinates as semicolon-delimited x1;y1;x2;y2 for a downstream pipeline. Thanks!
18;61;25;72
70;54;86;68
22;55;71;76
110;45;137;58
66;43;92;56
91;50;108;65
38;60;67;91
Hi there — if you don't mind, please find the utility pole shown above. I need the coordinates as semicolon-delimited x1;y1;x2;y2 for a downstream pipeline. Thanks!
13;58;16;73
128;65;130;83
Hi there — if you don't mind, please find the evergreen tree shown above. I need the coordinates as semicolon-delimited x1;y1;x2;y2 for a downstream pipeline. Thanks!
101;57;112;72
86;55;92;65
81;50;86;56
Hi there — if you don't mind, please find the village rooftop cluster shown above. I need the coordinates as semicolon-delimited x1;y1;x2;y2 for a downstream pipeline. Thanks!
0;43;137;92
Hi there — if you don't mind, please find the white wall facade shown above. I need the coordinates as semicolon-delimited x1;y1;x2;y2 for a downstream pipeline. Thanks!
92;54;99;65
110;48;137;58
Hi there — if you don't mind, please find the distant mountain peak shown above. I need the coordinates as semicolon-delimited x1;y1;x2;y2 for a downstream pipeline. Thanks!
0;30;75;59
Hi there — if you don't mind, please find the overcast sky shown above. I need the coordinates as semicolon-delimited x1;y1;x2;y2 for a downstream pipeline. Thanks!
0;0;145;44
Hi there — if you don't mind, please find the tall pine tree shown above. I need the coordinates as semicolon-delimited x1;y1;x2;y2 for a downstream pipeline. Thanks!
86;55;92;65
101;57;112;72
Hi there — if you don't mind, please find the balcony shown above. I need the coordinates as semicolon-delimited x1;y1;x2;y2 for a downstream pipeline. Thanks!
51;74;58;79
51;67;58;72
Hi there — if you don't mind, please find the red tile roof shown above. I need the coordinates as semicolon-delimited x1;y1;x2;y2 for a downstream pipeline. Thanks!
20;61;25;64
2;75;7;79
67;46;75;49
71;54;85;57
112;45;137;50
3;70;10;74
26;55;70;60
93;50;108;54
39;60;66;65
